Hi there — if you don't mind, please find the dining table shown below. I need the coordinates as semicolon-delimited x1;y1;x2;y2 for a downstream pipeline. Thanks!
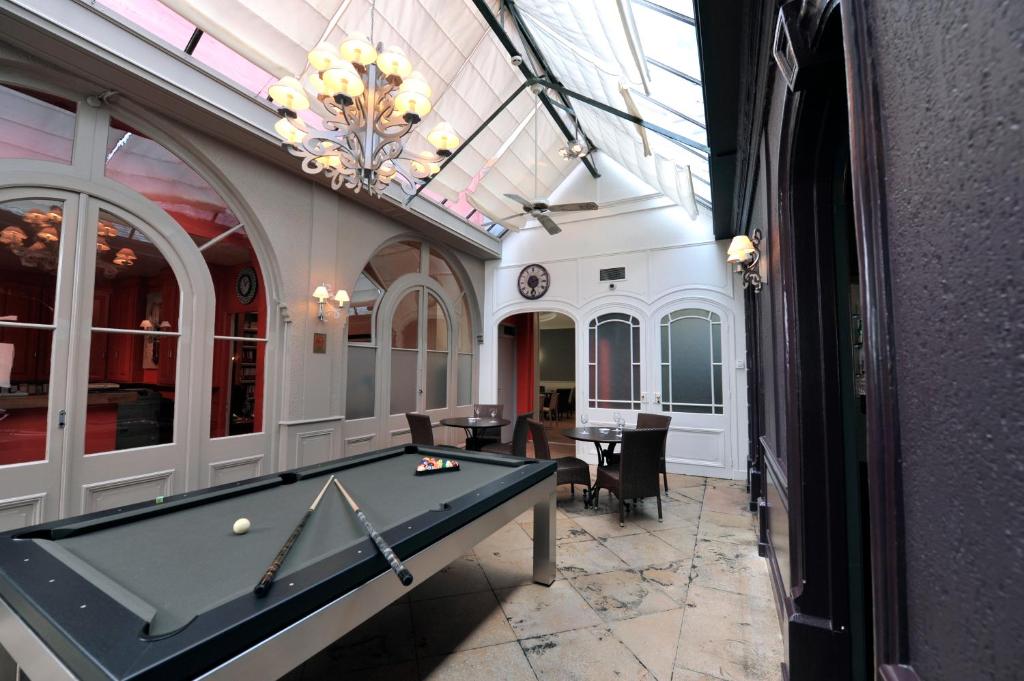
561;425;635;467
440;416;511;450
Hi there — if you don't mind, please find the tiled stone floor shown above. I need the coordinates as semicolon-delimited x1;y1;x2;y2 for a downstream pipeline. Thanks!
283;472;783;681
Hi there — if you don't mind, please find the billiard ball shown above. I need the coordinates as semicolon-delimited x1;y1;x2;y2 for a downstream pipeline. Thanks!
232;518;251;535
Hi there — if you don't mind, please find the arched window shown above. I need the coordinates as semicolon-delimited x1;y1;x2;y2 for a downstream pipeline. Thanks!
105;119;268;437
659;308;723;414
345;240;474;421
0;83;76;164
588;313;641;409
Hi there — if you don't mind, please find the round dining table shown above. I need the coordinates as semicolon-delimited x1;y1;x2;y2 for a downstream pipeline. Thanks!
561;426;634;467
440;416;511;450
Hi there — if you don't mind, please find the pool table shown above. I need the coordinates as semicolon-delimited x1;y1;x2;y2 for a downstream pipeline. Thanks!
0;445;557;680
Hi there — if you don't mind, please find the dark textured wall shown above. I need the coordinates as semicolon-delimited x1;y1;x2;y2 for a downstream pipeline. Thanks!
866;2;1024;678
539;328;575;383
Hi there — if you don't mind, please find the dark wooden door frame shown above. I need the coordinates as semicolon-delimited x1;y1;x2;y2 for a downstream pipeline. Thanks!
839;2;920;680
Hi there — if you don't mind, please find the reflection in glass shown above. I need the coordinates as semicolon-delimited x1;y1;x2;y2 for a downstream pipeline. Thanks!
426;294;448;351
659;308;723;414
210;314;264;438
0;330;54;465
85;332;175;454
588;314;641;409
0;199;63;324
0;84;75;164
348;272;383;343
367;240;421;290
391;290;419;349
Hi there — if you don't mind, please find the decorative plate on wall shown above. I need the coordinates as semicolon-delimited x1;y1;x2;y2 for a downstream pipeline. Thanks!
235;267;259;305
518;264;550;300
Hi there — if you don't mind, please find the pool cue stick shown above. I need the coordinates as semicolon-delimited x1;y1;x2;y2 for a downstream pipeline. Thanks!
332;478;414;587
253;475;335;597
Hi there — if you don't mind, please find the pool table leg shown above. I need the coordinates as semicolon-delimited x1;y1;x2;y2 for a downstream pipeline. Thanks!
532;479;557;586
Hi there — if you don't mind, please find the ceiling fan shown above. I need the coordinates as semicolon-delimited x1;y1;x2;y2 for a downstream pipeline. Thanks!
498;194;599;235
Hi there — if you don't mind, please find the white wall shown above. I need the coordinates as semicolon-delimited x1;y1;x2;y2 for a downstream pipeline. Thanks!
480;154;748;480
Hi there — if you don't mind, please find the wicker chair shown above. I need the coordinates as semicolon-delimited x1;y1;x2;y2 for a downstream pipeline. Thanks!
540;391;560;422
405;412;434;446
482;413;530;457
528;419;590;499
468;403;503;450
592;428;667;526
636;412;672;491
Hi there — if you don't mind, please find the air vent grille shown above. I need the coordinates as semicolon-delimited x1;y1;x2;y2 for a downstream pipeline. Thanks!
599;267;626;282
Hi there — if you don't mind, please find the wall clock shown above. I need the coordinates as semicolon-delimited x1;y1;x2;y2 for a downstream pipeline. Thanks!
235;267;259;305
518;264;550;300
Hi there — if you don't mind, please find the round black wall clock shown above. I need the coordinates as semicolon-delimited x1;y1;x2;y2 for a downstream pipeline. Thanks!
518;264;550;300
235;267;259;305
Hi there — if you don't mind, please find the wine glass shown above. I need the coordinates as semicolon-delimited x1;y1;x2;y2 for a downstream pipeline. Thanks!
489;408;496;419
473;406;479;418
580;412;589;428
613;411;623;433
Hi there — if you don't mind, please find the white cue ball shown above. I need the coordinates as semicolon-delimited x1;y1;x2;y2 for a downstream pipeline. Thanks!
232;518;251;535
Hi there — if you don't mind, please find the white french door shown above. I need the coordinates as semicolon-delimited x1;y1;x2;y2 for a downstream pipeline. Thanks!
382;282;453;446
0;190;196;524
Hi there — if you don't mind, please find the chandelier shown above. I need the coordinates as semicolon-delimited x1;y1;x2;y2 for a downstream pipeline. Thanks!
268;9;460;197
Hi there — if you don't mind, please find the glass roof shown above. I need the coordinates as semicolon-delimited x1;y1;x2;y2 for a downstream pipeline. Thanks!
87;0;712;236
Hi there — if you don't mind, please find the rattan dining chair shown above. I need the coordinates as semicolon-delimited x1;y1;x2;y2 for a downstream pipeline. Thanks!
592;428;667;526
528;419;590;498
405;412;434;446
482;413;530;457
636;412;672;491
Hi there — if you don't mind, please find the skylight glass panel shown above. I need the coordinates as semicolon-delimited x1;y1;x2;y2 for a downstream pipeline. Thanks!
646;62;706;125
636;0;694;21
631;3;701;80
94;0;196;50
190;33;277;96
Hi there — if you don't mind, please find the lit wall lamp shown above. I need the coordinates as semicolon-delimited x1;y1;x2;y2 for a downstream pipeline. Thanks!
727;229;763;292
312;283;350;322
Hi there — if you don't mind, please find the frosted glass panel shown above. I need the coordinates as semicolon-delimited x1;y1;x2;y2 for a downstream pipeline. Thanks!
390;349;418;415
589;314;640;409
426;294;448;351
0;84;75;164
457;353;472;405
346;345;376;420
426;351;447;410
669;317;711;405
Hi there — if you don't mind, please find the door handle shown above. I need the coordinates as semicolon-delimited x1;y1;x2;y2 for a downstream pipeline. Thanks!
418;388;424;395
654;393;662;404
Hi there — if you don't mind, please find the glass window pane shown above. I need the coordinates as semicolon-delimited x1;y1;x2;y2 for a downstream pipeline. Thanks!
210;330;264;438
595;317;634;403
390;349;418;415
0;328;54;465
428;248;461;303
94;210;180;332
346;345;376;420
711;322;722;363
189;31;276;96
349;272;382;343
457;353;472;406
368;240;421;290
391;290;419;349
85;332;175;454
0;84;75;164
713;365;723;407
426;294;448;351
426;351;447;410
669;317;712;405
633;5;701;79
199;228;266;338
646;62;705;123
660;323;669;362
0;199;64;324
94;0;197;50
458;298;473;353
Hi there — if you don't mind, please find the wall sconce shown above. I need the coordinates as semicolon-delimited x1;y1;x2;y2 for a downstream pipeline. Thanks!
312;283;350;322
727;229;763;292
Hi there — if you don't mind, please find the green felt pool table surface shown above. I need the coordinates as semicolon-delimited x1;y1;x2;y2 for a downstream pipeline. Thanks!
30;451;515;637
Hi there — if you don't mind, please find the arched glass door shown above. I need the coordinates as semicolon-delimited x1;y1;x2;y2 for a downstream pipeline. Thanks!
0;191;195;522
384;285;453;445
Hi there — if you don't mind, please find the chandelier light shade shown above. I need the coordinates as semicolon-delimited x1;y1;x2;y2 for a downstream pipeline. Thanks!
270;8;460;198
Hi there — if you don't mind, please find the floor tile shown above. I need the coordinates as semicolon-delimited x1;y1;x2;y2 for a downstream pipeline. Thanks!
673;668;730;681
697;510;757;546
667;487;706;504
666;473;708;489
556;539;630;576
570;569;679;622
571;511;647;539
701;484;751;516
639;560;693;605
411;590;516;654
609;608;684;681
601;532;691;569
303;661;419;681
629;498;702;531
476;545;556;590
301;602;414;674
689;541;772;598
409;554;491;601
418;641;537;681
521;626;653;681
651;524;699;555
475;521;535;554
520;515;594;545
496;580;603;639
675;585;783;681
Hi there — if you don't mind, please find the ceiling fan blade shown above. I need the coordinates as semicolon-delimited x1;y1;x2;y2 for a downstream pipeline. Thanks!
537;214;562;235
504;193;533;208
545;202;600;213
497;212;529;221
